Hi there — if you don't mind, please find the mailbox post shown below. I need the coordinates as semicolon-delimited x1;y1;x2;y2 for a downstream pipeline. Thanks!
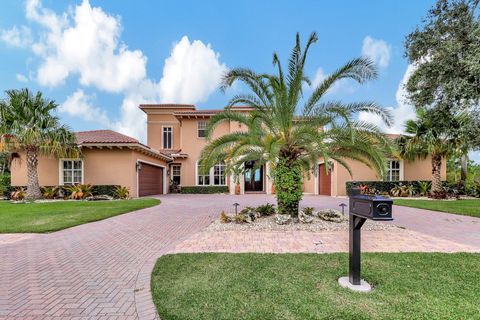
339;192;393;292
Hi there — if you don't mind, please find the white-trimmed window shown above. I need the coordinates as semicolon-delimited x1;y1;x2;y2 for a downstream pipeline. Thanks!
385;160;402;181
171;164;181;185
163;127;173;149
197;162;226;186
60;159;83;185
197;121;207;138
197;163;210;185
213;162;226;185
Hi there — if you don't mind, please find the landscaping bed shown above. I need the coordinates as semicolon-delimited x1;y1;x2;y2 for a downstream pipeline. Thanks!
0;198;160;233
207;212;397;232
394;199;480;218
151;252;480;320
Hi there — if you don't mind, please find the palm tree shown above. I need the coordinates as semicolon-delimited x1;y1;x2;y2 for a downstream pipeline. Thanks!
200;32;392;217
0;88;80;200
396;107;467;194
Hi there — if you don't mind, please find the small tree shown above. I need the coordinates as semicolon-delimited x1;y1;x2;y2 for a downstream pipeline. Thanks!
396;107;468;194
0;89;80;200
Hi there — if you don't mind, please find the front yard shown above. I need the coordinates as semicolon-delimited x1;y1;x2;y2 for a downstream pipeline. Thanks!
0;198;160;233
394;199;480;218
152;253;480;320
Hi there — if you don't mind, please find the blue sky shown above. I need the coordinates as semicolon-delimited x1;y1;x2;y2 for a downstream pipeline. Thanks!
1;0;478;162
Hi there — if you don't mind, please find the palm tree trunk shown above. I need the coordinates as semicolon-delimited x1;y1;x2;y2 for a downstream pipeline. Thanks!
431;154;443;194
26;148;42;200
274;155;303;218
460;154;468;186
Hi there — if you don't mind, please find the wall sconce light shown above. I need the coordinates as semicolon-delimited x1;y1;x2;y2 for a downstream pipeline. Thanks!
167;170;171;176
136;162;142;171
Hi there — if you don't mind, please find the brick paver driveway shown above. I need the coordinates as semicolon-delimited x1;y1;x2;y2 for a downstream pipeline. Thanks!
1;194;479;319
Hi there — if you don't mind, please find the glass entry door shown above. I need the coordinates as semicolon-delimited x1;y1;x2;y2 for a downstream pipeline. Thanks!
244;161;264;192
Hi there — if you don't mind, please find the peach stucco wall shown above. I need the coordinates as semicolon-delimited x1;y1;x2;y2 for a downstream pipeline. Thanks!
11;148;167;198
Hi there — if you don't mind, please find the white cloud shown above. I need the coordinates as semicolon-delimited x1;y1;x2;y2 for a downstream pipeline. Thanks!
16;73;29;83
159;36;227;103
0;26;32;47
310;68;356;95
60;90;112;127
27;0;147;91
6;0;226;141
362;36;391;69
358;64;417;133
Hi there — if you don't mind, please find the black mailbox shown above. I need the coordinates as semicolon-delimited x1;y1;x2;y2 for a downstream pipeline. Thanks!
341;193;394;291
349;194;393;221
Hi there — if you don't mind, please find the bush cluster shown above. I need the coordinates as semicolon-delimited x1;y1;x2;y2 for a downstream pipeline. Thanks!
346;180;480;198
0;173;12;197
180;186;228;194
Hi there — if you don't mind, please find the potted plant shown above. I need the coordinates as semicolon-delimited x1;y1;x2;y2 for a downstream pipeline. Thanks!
232;166;242;195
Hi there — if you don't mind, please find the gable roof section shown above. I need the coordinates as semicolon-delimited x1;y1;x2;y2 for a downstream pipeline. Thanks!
76;130;139;144
75;130;172;161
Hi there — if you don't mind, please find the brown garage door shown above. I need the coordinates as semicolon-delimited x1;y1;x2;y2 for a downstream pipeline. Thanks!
318;163;331;196
138;163;163;197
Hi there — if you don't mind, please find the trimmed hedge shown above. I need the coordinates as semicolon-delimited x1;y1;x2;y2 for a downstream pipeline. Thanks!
180;186;229;194
346;181;431;196
92;185;120;197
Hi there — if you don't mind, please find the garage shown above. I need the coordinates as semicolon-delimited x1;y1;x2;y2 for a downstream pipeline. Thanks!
138;162;164;196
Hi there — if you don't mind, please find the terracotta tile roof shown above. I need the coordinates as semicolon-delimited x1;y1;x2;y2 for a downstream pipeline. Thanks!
386;133;400;139
139;104;195;109
75;130;139;144
158;149;181;155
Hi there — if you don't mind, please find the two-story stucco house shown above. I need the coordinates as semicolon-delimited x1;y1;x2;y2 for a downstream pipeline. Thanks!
11;104;446;197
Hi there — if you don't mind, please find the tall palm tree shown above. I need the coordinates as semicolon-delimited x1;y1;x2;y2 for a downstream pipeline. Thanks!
200;32;392;217
0;89;80;200
396;107;467;194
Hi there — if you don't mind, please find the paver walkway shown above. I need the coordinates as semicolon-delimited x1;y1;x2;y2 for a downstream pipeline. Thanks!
1;194;479;319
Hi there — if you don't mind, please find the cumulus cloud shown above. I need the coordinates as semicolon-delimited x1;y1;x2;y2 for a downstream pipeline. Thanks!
7;0;227;141
159;36;227;104
0;26;32;47
27;0;147;91
362;36;391;69
358;64;417;133
60;90;112;127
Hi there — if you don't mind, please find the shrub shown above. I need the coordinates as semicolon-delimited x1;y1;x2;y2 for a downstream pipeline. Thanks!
91;185;120;197
114;186;130;199
42;186;58;199
10;187;26;201
347;181;432;196
65;184;93;200
180;186;228;194
220;211;231;223
302;207;315;216
233;213;247;223
256;203;276;216
0;173;11;197
417;181;431;196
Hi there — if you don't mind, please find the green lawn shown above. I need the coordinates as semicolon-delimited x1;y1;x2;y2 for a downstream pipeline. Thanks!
0;198;160;233
394;199;480;218
152;253;480;320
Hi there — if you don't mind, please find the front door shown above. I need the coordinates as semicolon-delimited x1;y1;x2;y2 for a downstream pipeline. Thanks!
318;163;331;196
244;161;264;192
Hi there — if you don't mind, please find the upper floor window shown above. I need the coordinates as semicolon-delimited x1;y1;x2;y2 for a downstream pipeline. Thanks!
385;160;401;181
60;159;83;185
198;121;207;138
163;127;173;149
